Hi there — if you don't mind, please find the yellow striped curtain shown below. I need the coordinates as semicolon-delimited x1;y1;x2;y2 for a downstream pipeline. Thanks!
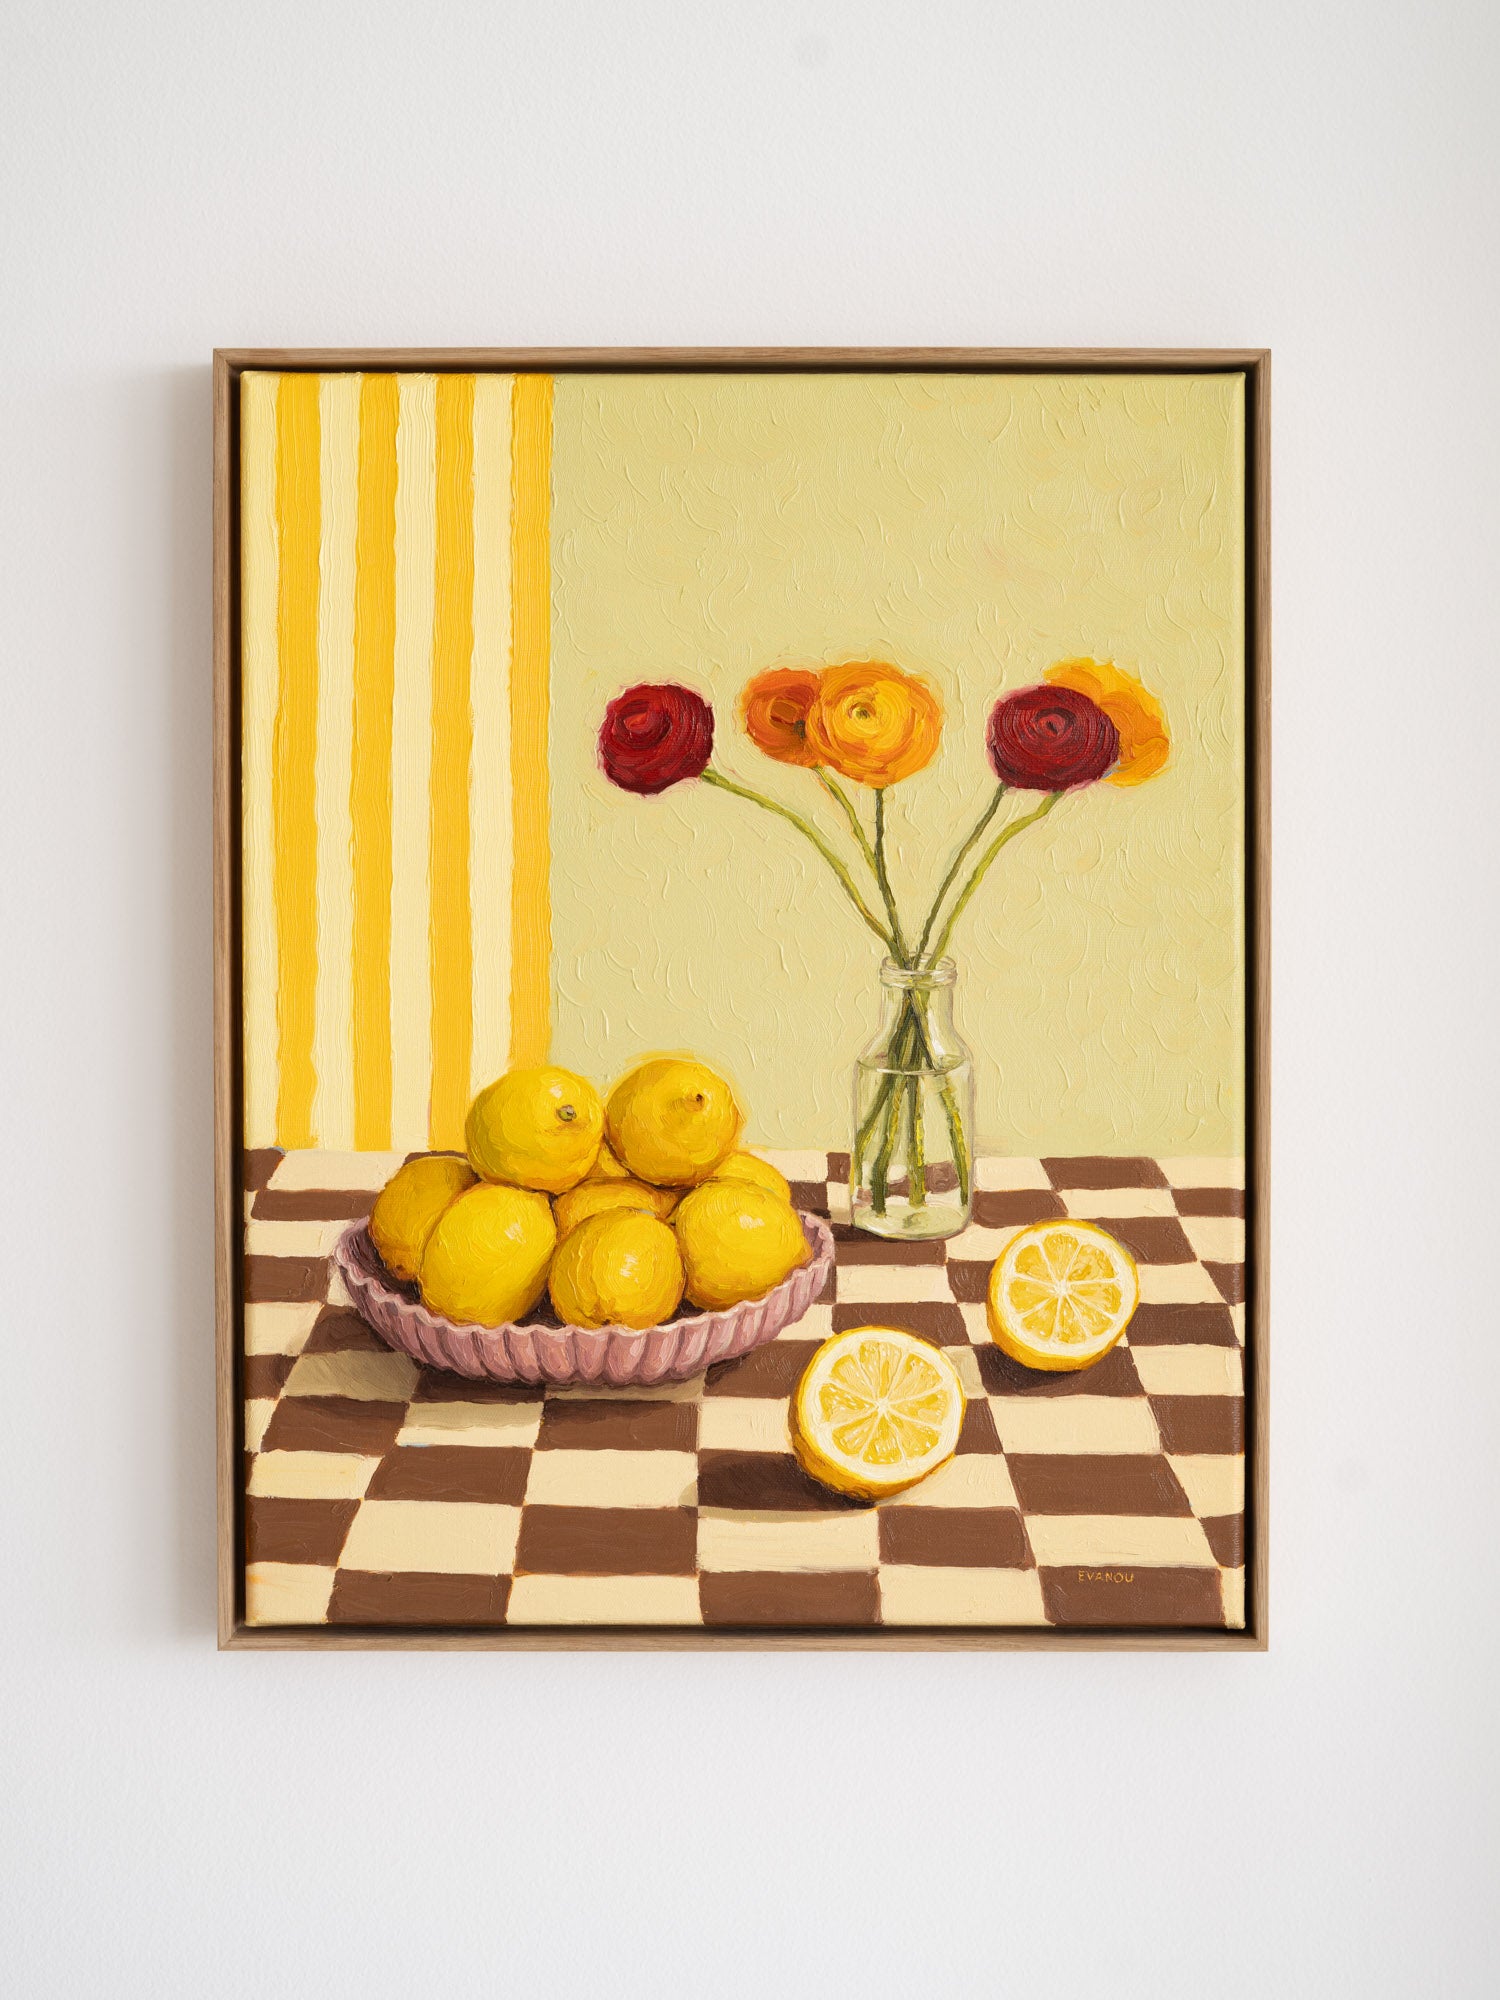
240;372;553;1152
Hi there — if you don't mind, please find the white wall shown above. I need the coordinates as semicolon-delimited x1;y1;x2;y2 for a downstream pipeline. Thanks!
2;3;1495;1993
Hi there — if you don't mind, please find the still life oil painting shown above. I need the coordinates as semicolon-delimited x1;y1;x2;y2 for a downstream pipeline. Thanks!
221;350;1263;1645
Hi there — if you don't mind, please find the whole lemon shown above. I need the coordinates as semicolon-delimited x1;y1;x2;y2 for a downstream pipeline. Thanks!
605;1058;743;1187
553;1176;679;1238
419;1183;557;1326
673;1182;810;1311
708;1150;792;1204
466;1066;604;1194
368;1154;476;1282
549;1211;685;1331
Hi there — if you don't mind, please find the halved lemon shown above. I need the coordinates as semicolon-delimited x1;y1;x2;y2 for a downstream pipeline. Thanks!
986;1219;1139;1371
792;1327;965;1501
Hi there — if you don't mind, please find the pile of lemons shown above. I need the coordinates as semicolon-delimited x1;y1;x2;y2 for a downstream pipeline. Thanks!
367;1058;810;1332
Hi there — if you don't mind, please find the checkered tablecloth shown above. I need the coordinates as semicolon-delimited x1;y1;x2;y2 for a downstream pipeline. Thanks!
241;1149;1247;1632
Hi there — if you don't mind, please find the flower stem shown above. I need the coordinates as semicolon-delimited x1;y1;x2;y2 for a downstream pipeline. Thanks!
870;1065;902;1210
854;1068;896;1178
854;990;971;1214
937;1074;971;1205
854;1009;915;1196
907;1073;925;1207
914;783;1008;962
814;769;878;881
701;769;894;949
923;790;1064;966
872;789;911;962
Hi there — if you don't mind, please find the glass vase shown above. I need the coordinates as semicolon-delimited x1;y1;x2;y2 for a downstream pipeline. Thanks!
850;957;974;1240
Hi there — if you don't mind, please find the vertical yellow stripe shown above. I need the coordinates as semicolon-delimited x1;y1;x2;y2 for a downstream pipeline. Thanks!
428;376;476;1148
469;374;514;1099
273;374;321;1148
313;374;359;1149
350;375;398;1149
390;376;436;1150
509;374;553;1065
240;374;280;1147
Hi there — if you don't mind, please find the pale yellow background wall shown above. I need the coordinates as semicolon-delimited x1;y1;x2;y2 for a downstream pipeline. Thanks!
547;373;1245;1154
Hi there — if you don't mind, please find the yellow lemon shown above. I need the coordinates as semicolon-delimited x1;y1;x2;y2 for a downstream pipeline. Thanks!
605;1057;743;1187
368;1153;476;1283
552;1176;679;1237
672;1181;809;1311
465;1066;604;1195
590;1143;632;1181
986;1219;1139;1371
792;1327;965;1501
548;1211;685;1331
708;1150;792;1204
419;1183;556;1326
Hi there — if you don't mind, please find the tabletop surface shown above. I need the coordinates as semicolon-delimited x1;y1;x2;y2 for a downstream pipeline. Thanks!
240;1148;1247;1632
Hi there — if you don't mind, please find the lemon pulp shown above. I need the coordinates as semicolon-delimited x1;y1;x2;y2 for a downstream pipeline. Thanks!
987;1220;1139;1372
792;1327;964;1500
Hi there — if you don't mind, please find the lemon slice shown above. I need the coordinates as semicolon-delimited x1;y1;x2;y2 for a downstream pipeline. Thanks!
986;1219;1139;1371
792;1327;965;1501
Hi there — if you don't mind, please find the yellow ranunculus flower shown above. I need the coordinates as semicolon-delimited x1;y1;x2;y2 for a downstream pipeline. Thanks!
804;661;943;787
1044;658;1169;786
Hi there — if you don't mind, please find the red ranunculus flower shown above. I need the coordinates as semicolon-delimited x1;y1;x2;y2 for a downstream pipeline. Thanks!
986;684;1119;791
599;683;715;794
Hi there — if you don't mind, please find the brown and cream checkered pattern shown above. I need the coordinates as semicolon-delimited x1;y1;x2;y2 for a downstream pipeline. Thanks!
241;1148;1247;1632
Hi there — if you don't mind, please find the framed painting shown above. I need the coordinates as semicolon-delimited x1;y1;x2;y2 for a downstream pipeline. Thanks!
214;347;1268;1650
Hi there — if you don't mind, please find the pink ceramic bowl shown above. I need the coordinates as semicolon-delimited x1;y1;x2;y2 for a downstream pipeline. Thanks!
333;1211;835;1388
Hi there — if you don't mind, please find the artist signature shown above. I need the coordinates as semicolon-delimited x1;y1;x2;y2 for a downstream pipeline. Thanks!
1077;1569;1135;1583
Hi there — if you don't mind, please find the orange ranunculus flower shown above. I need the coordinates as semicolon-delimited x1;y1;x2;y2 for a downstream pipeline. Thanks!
804;661;943;787
1044;658;1170;786
739;666;823;767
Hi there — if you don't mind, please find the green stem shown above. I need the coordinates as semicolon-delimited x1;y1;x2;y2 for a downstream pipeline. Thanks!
860;994;970;1213
872;789;910;962
898;993;970;1209
854;983;938;1172
854;1062;900;1174
854;1077;887;1168
702;770;894;950
937;1075;971;1204
860;994;929;1213
923;790;1065;966
870;1069;902;1210
854;1007;917;1195
914;784;1008;962
907;1073;925;1207
814;769;878;882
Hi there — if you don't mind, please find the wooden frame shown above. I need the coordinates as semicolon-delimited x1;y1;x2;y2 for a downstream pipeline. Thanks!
214;346;1269;1651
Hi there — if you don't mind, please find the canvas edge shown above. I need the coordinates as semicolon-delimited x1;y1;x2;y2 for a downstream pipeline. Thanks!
211;345;1270;1654
214;344;1268;375
1247;350;1271;1651
213;352;246;1647
220;1627;1268;1653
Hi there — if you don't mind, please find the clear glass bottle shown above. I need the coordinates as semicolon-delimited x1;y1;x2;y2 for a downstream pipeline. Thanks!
851;957;974;1240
